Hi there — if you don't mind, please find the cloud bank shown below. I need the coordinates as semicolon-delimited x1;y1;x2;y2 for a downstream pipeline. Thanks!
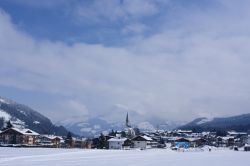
1;0;250;123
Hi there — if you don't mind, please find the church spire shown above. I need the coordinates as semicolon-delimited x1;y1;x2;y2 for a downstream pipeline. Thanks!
126;112;131;127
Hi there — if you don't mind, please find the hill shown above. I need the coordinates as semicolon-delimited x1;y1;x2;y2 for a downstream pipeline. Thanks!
0;97;68;136
179;114;250;132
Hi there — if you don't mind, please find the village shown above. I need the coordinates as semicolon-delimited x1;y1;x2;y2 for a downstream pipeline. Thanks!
1;113;250;152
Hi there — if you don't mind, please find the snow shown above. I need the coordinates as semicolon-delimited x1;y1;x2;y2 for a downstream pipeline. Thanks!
137;122;155;131
108;137;127;142
12;118;25;128
0;148;249;166
196;117;214;125
0;110;11;121
41;135;63;140
19;110;27;116
94;125;101;129
0;98;9;104
141;135;153;141
80;127;93;132
33;121;40;124
2;128;40;136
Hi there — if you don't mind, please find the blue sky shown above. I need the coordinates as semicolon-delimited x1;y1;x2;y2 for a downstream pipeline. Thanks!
0;0;217;45
1;0;250;124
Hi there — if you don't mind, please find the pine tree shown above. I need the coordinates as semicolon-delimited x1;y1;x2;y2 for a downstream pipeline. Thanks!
66;132;73;148
109;129;116;136
6;120;13;129
98;133;107;149
121;131;126;137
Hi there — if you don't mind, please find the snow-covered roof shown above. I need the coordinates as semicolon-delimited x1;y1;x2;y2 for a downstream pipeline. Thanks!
175;130;193;133
15;128;39;136
218;136;234;140
187;138;203;142
41;135;62;140
132;135;153;141
227;131;247;135
1;127;39;136
141;135;153;141
108;137;127;142
201;132;211;136
168;137;182;141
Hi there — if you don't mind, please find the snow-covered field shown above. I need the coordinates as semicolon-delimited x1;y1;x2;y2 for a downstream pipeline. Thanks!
0;147;249;166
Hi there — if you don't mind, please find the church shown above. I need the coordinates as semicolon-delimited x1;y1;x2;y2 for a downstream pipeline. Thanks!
124;112;136;139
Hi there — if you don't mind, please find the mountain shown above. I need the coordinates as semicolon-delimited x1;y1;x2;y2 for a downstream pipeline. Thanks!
0;96;69;136
60;117;181;137
179;113;250;132
60;117;125;137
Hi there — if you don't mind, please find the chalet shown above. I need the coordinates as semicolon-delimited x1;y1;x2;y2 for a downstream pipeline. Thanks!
73;138;93;149
216;136;234;147
244;145;250;151
80;138;93;149
188;138;206;147
38;135;63;147
108;134;128;149
132;135;152;149
0;127;39;145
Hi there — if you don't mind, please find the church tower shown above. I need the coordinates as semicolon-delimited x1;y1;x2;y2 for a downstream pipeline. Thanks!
125;112;131;127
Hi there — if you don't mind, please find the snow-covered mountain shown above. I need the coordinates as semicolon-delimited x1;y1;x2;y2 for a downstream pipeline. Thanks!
0;96;69;136
59;117;182;137
60;117;124;137
179;114;250;132
0;96;182;137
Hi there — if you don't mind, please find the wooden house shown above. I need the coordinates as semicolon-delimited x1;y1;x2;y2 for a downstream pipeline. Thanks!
244;145;250;151
38;135;63;147
188;138;206;147
216;136;234;147
0;127;39;145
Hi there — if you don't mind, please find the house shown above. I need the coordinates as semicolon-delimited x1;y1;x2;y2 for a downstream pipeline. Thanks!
227;131;247;138
132;135;152;149
73;138;93;149
0;127;39;145
38;135;63;147
244;145;250;151
108;134;128;149
216;136;235;147
188;138;206;147
81;138;93;149
174;138;190;148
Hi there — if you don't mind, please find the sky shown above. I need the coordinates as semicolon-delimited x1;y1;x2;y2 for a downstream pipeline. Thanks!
1;0;250;124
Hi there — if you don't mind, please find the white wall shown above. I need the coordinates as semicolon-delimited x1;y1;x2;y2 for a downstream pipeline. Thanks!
109;141;123;149
133;141;147;149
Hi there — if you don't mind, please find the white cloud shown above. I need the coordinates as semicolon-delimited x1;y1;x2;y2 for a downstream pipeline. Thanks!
1;1;250;123
6;0;69;8
122;23;147;34
75;0;159;22
64;100;89;116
